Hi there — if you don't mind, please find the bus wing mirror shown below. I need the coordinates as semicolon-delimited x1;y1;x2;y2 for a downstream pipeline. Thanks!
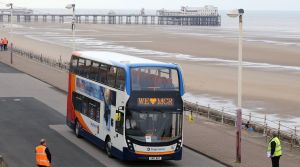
115;113;121;121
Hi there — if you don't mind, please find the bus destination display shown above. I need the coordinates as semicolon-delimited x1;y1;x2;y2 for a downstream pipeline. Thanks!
137;98;174;106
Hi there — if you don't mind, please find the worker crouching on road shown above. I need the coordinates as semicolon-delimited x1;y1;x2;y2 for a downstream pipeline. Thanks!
35;138;52;167
267;133;282;167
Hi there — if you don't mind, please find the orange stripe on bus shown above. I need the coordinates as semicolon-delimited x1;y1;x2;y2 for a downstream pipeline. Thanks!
67;73;77;121
135;151;175;155
75;111;92;133
70;73;76;92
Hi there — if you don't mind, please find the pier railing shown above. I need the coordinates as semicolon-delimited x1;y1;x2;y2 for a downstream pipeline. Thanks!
184;100;300;150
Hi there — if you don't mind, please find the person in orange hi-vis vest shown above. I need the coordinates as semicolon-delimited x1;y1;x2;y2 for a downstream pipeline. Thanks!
35;138;51;167
3;37;8;51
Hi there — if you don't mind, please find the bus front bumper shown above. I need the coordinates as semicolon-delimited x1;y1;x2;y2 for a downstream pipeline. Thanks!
122;148;182;161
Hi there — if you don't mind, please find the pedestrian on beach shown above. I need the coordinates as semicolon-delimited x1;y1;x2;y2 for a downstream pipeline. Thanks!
267;133;282;167
0;38;3;51
35;138;51;167
245;121;250;129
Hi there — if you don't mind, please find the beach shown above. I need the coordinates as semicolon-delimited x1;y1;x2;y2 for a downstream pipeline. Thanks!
1;22;300;128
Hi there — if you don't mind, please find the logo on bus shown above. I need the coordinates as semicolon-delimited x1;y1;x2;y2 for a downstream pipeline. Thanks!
137;98;174;106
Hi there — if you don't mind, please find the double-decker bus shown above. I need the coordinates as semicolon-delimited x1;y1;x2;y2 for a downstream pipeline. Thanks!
66;51;184;160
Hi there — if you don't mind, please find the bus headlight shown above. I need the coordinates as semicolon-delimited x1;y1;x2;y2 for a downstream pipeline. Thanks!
126;139;135;152
175;140;182;151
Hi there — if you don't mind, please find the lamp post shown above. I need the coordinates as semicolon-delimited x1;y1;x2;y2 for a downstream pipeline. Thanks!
66;4;76;51
227;8;244;163
6;3;13;64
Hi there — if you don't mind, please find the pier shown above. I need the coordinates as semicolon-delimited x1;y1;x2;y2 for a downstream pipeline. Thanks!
0;14;221;26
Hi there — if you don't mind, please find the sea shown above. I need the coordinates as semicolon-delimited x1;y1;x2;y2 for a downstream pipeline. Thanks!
34;9;300;33
6;9;300;132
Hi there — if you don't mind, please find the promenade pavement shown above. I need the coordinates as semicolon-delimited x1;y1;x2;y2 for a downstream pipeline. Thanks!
1;51;300;167
183;116;300;167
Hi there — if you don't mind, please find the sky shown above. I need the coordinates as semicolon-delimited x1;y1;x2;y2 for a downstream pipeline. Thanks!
0;0;299;10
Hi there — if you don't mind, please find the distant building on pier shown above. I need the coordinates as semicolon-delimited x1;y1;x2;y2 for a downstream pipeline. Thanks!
157;5;219;16
156;6;221;26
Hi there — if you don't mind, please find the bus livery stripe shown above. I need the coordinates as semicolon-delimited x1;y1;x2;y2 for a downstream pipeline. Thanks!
134;151;175;155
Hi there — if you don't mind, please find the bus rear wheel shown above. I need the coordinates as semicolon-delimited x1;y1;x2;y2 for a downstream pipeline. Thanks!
75;120;81;138
105;137;113;158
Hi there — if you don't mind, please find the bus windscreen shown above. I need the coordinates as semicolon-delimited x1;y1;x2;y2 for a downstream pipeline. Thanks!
125;110;182;143
131;67;179;91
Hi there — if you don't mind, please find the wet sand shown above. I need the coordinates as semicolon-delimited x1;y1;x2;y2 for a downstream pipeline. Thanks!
1;23;300;123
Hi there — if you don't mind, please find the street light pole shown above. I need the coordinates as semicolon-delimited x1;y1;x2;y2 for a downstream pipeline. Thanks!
6;3;13;64
66;4;76;51
72;4;75;51
237;11;244;164
227;9;244;163
238;14;243;110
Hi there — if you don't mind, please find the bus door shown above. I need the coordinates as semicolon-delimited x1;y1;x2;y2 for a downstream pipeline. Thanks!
113;106;125;150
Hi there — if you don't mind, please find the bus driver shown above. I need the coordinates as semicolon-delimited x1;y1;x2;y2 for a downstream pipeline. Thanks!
126;113;137;130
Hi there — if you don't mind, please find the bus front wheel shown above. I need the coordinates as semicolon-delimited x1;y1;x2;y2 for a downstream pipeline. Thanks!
75;120;81;138
105;137;113;158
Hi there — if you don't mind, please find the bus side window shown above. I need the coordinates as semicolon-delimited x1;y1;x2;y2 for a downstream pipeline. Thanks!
87;100;100;123
78;58;85;77
99;64;108;84
72;92;82;112
171;69;179;89
88;102;96;121
96;102;100;123
115;111;124;135
90;61;100;81
82;100;88;116
116;68;125;91
71;56;78;73
85;59;92;78
107;66;117;87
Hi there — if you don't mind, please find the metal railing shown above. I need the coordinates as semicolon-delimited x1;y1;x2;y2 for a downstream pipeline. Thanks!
11;45;70;71
184;100;300;150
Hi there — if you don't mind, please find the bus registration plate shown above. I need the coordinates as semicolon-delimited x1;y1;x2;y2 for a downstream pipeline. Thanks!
149;157;162;160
